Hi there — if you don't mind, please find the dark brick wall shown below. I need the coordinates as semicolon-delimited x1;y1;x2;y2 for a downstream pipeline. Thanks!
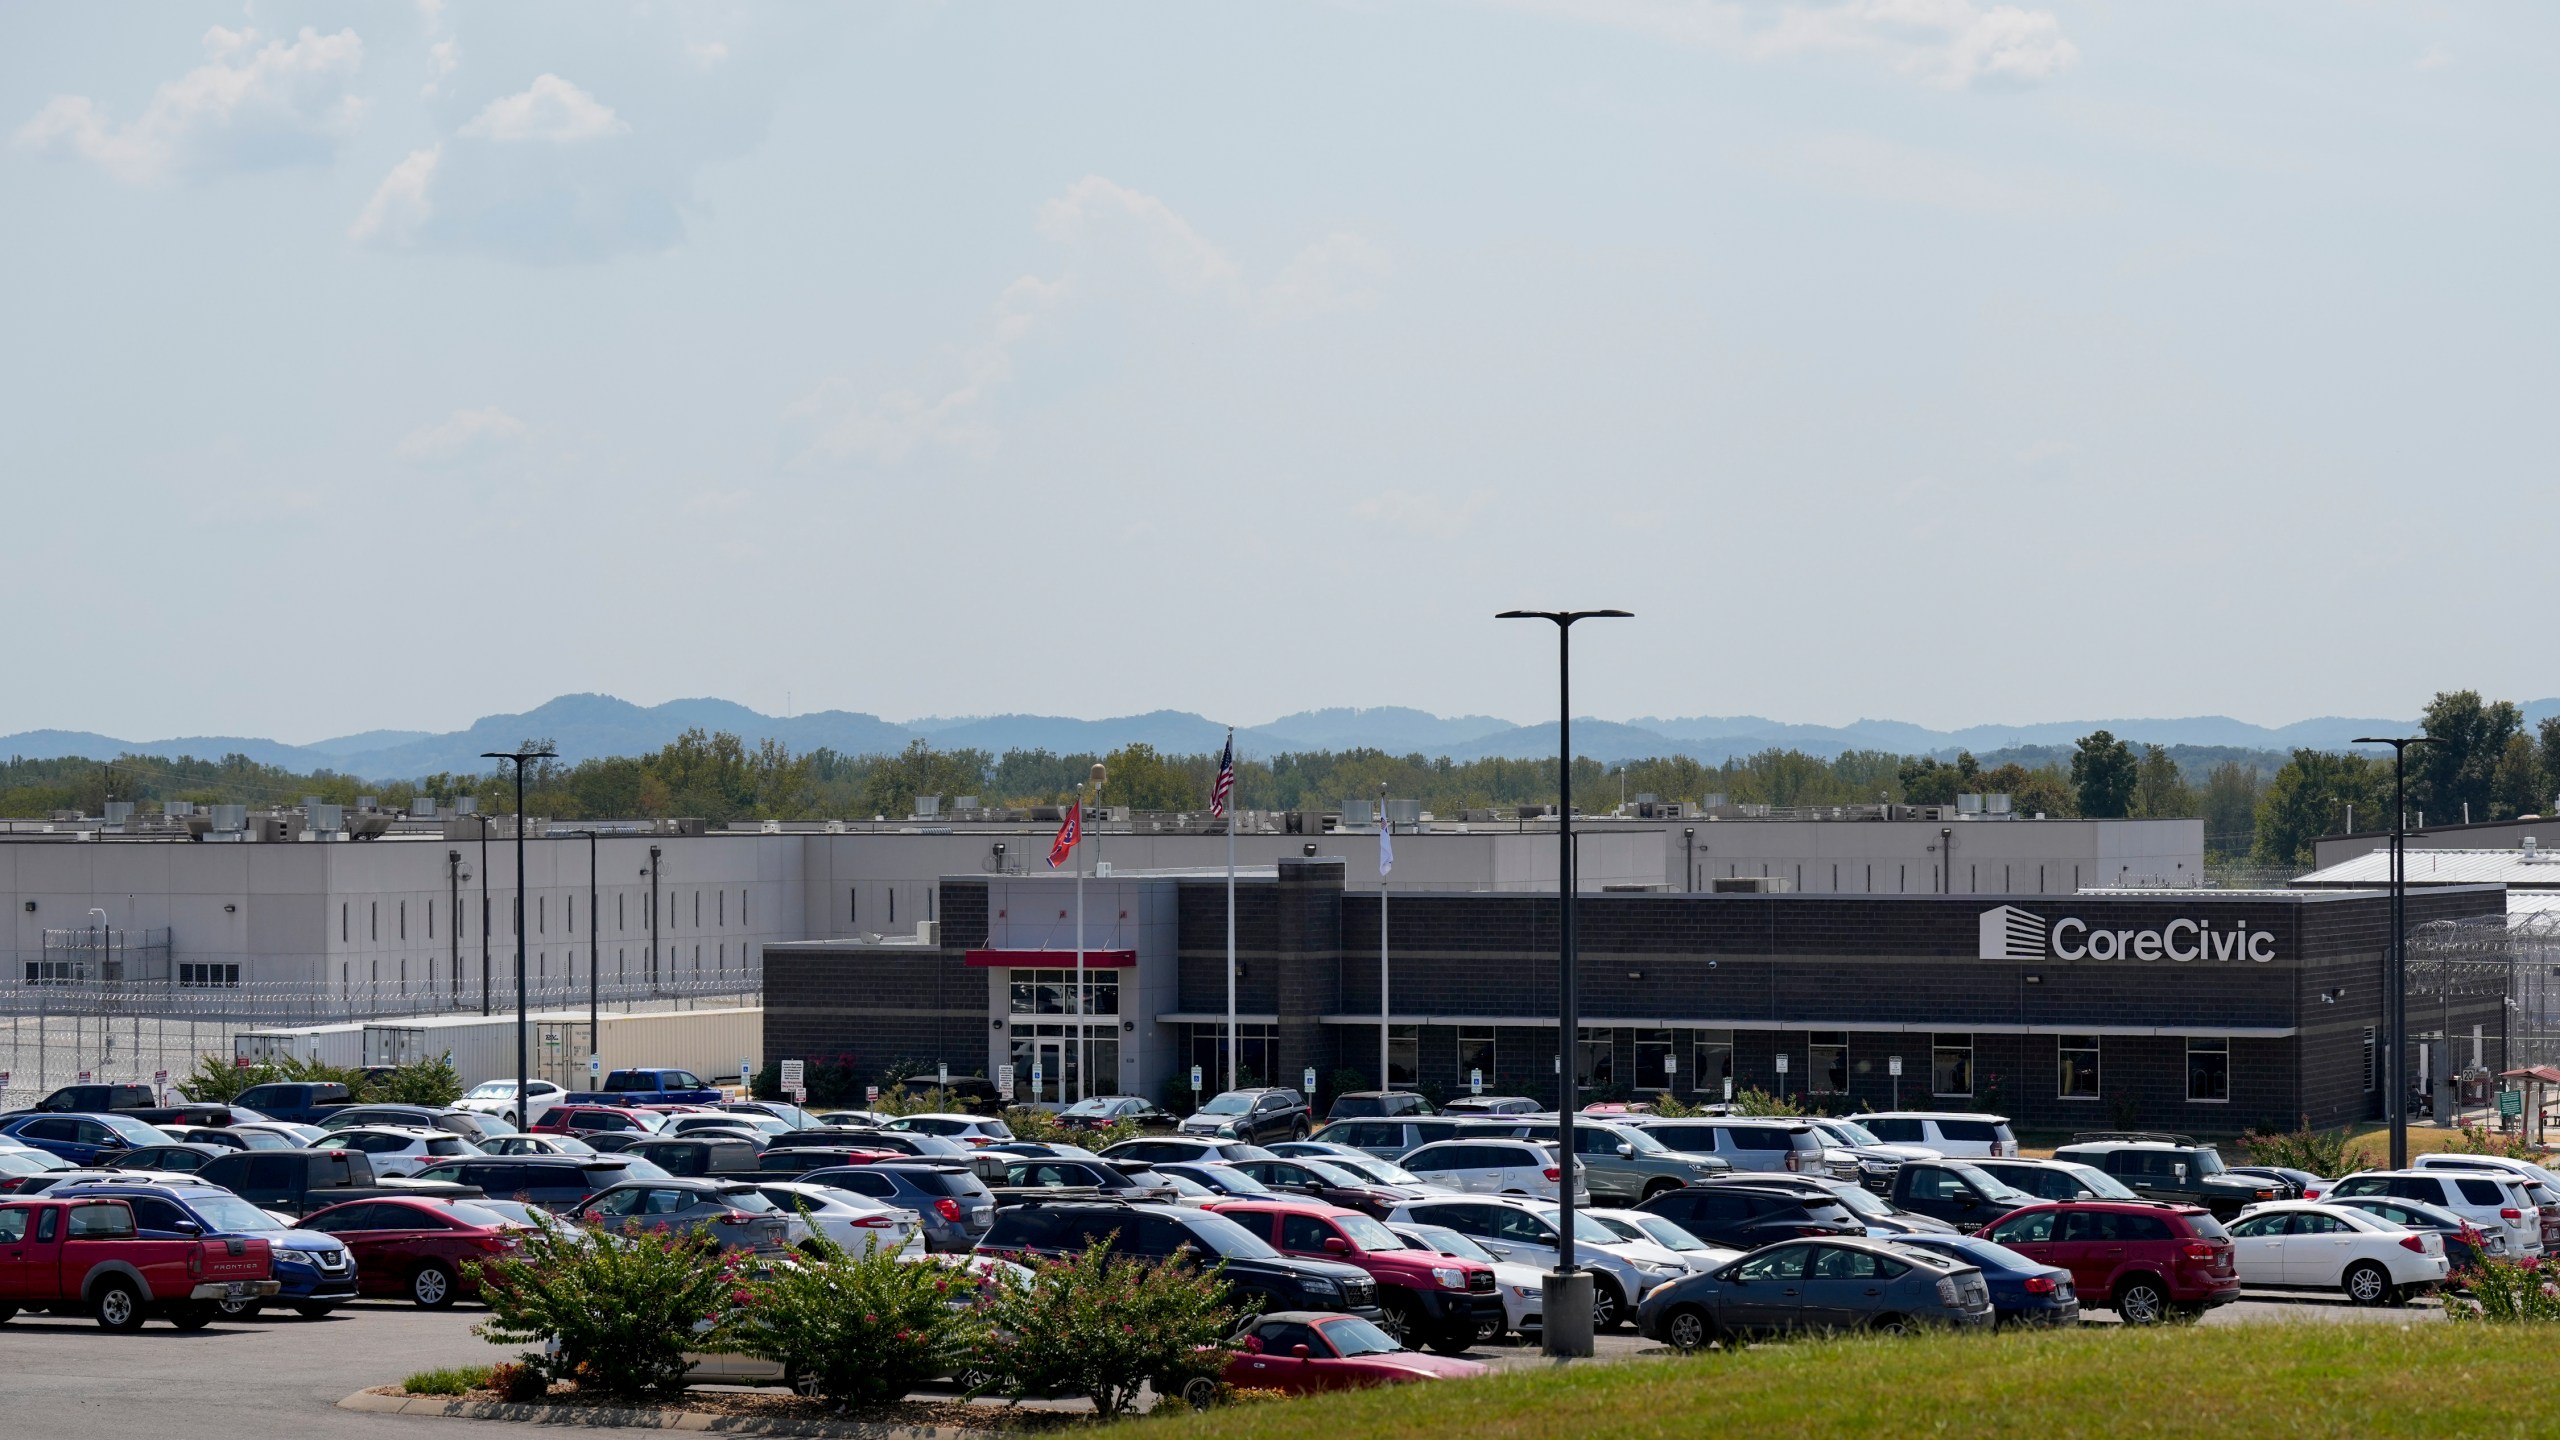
764;936;986;1080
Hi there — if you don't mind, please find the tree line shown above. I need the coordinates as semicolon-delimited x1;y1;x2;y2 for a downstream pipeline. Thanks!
9;690;2552;871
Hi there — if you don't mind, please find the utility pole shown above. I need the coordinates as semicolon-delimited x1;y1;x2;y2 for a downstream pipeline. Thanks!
2355;734;2434;1169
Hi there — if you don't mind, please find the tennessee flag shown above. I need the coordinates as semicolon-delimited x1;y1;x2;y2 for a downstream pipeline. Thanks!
1047;797;1082;868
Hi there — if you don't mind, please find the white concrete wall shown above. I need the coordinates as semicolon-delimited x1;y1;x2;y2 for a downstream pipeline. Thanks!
1667;818;2203;894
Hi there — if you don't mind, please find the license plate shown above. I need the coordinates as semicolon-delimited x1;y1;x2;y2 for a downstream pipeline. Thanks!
224;1282;248;1300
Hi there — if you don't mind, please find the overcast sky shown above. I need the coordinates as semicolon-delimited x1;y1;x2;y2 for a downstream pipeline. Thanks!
4;2;2551;743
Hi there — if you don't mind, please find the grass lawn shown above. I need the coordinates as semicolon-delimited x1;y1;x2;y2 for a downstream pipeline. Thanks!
1110;1323;2558;1440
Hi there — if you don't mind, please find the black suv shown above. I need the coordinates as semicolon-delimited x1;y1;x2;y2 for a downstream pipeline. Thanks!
409;1156;660;1212
1178;1088;1312;1145
2050;1134;2282;1220
1638;1182;1866;1249
977;1200;1381;1319
35;1084;158;1113
622;1136;762;1179
1325;1091;1432;1122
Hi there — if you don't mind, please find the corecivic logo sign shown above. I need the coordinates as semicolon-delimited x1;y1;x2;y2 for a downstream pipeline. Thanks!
1978;904;2275;963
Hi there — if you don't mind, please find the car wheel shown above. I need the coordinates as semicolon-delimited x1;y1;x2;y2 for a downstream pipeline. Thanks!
167;1303;215;1331
2114;1279;2168;1326
2344;1261;2393;1308
1425;1325;1478;1356
1593;1279;1627;1332
215;1297;264;1320
1663;1306;1713;1353
1180;1375;1221;1411
293;1303;339;1320
1869;1313;1913;1336
93;1279;145;1333
1641;1180;1682;1201
1375;1297;1420;1346
412;1262;458;1309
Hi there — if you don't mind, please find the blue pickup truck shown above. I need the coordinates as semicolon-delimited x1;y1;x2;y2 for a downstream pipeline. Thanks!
228;1081;356;1125
563;1069;725;1108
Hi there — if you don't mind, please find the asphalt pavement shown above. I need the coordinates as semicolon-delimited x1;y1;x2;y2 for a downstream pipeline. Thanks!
0;1287;2445;1440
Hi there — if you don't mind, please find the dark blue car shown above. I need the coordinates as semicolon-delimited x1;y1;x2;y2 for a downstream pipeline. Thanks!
1890;1234;2079;1327
1;1112;171;1165
54;1178;359;1317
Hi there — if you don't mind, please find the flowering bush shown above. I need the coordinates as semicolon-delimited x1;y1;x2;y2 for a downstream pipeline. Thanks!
730;1243;988;1409
2449;1257;2560;1323
2446;1125;2541;1161
472;1223;734;1398
2239;1116;2371;1177
971;1240;1235;1419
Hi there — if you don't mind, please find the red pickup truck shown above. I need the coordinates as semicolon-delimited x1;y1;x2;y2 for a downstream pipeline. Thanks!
1208;1199;1504;1354
0;1197;279;1331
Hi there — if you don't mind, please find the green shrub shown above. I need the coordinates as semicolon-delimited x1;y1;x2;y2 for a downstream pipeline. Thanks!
402;1365;493;1396
730;1242;987;1408
971;1240;1234;1419
471;1221;734;1398
1732;1087;1804;1117
2449;1257;2560;1322
373;1054;465;1107
180;1050;460;1106
2239;1117;2371;1177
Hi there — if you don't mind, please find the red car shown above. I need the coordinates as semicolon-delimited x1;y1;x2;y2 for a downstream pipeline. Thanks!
1224;1312;1487;1393
0;1196;277;1330
1978;1200;2238;1324
297;1197;525;1308
531;1106;666;1138
1209;1200;1503;1353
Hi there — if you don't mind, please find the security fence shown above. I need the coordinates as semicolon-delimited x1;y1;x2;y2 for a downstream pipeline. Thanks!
0;960;761;1111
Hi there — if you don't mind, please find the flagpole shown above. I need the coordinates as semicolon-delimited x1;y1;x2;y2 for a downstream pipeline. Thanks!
1379;783;1390;1090
1224;729;1238;1094
1074;779;1086;1107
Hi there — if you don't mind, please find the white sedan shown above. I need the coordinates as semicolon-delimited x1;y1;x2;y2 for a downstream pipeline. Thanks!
751;1181;927;1257
1583;1208;1743;1275
455;1079;569;1129
1389;1219;1551;1341
2227;1201;2450;1306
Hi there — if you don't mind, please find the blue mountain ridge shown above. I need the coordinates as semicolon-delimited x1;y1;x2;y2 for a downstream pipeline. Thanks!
9;695;2555;782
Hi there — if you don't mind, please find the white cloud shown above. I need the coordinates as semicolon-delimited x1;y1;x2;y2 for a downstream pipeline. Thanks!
397;406;526;464
424;41;460;97
1497;0;2078;90
1352;490;1493;539
458;74;627;143
13;26;365;182
789;177;1388;465
349;146;439;244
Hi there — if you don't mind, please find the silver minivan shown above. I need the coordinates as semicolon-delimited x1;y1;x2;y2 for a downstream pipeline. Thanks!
1307;1118;1470;1160
1626;1118;1828;1175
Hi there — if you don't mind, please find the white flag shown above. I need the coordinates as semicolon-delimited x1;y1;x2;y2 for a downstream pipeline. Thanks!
1378;807;1394;876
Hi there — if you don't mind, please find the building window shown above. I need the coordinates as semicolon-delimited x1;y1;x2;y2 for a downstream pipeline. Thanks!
888;891;895;925
1188;1023;1277;1090
538;896;546;934
25;959;77;985
399;901;407;940
719;890;726;927
1388;1025;1419;1087
1932;1034;1973;1097
1458;1028;1497;1090
1576;1027;1616;1091
1690;1030;1735;1096
1634;1029;1677;1090
2363;1027;2376;1092
2058;1034;2101;1099
1007;968;1119;1017
1809;1031;1848;1094
341;902;348;943
178;962;241;988
2188;1036;2230;1102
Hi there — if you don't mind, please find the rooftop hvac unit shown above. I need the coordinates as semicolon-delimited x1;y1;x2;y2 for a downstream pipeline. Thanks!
1987;794;2014;816
164;800;196;817
210;804;247;832
1385;798;1421;825
1343;799;1376;826
1958;793;1984;815
307;803;344;836
410;798;439;819
1710;876;1794;893
454;795;478;815
103;801;135;827
345;813;394;841
914;795;941;818
356;795;377;811
955;795;979;811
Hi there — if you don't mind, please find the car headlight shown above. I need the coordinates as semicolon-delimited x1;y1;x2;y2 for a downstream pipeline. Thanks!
1511;1284;1537;1299
1646;1278;1681;1301
1432;1266;1467;1290
1301;1276;1340;1296
1688;1162;1716;1174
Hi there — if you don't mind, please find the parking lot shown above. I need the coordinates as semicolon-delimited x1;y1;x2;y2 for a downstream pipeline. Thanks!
0;1284;2445;1440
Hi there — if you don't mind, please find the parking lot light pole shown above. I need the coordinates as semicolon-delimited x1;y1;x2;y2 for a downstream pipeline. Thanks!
1499;606;1630;1360
484;749;557;1142
2354;734;2434;1170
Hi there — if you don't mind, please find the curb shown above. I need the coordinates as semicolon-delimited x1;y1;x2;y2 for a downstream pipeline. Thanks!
337;1390;982;1438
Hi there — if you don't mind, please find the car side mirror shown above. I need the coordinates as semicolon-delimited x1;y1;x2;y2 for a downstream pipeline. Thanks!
173;1220;203;1236
1617;1144;1634;1157
1322;1236;1349;1253
1291;1345;1311;1360
2174;1165;2190;1183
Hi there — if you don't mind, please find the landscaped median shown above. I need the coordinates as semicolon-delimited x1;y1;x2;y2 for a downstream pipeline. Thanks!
1101;1323;2559;1440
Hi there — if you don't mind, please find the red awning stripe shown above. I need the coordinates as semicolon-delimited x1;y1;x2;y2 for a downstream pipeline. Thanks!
964;949;1138;969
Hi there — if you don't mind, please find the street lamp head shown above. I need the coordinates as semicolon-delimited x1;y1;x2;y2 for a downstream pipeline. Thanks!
2352;736;2437;748
1089;763;1107;787
480;749;560;763
1496;609;1635;625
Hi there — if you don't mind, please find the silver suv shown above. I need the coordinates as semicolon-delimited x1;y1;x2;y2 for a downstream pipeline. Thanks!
1627;1117;1828;1175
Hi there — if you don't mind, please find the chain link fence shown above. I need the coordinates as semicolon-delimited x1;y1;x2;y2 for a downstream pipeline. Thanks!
0;962;761;1111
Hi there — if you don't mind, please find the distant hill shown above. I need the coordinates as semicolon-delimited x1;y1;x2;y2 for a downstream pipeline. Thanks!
8;694;2550;781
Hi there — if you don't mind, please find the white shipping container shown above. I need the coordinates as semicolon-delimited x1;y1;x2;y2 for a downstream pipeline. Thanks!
596;1007;763;1087
234;1023;366;1069
363;1011;599;1089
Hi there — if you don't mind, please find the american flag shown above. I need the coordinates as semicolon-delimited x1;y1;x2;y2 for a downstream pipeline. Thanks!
1047;795;1081;868
1209;731;1236;819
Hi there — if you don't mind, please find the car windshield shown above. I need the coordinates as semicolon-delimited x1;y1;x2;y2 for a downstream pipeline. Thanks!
749;1104;819;1130
1338;1215;1402;1251
1949;1163;2035;1204
1175;1164;1271;1195
1316;1316;1403;1357
194;1195;286;1232
1826;1186;1893;1218
465;1083;518;1099
1199;1094;1254;1115
99;1116;170;1146
1302;1159;1370;1187
442;1202;515;1228
2062;1165;2139;1199
2193;1149;2229;1176
1182;1212;1281;1259
1931;1236;2038;1271
1062;1098;1121;1117
715;1188;779;1213
1335;1157;1425;1186
1633;1216;1709;1251
1614;1127;1672;1155
1825;1120;1887;1147
1402;1224;1496;1264
1529;1205;1621;1246
1156;1173;1213;1198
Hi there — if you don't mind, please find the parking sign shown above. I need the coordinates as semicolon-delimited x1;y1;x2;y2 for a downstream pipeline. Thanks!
780;1059;805;1090
1303;1067;1316;1096
1469;1068;1483;1095
1190;1064;1202;1091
